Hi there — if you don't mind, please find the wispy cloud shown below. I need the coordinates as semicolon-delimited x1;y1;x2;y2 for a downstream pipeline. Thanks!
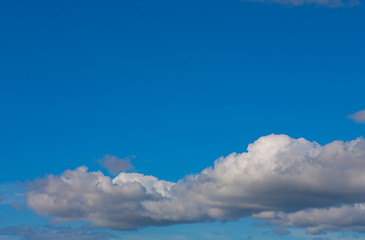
271;228;291;236
0;182;26;210
243;0;360;7
97;155;134;176
26;134;365;233
0;225;115;240
349;110;365;124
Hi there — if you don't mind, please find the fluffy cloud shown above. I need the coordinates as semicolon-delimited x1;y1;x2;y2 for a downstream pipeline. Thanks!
349;110;365;124
27;134;365;233
98;155;134;176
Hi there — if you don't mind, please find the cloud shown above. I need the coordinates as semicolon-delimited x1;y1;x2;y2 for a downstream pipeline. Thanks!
349;110;365;124
258;204;365;234
97;155;134;176
243;0;359;7
0;225;115;240
271;228;291;236
26;134;365;233
0;182;25;204
10;202;23;211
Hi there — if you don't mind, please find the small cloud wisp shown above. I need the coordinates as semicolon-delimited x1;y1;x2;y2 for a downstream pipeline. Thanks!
349;109;365;124
97;155;134;176
243;0;360;7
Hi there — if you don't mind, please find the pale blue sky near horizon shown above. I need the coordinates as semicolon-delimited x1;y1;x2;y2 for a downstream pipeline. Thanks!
0;0;364;239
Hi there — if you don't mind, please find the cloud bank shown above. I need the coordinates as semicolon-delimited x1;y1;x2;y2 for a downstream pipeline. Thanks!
27;134;365;233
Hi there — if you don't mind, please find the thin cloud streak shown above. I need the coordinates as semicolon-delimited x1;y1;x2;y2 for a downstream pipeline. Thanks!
0;225;115;240
243;0;360;7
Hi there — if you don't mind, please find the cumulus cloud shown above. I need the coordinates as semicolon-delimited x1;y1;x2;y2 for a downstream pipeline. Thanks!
26;134;365;233
244;0;359;7
349;110;365;124
97;155;134;176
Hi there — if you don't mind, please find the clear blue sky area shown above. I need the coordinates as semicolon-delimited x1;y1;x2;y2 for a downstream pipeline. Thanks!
0;1;364;239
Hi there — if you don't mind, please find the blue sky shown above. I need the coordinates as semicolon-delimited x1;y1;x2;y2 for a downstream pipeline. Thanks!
0;0;364;239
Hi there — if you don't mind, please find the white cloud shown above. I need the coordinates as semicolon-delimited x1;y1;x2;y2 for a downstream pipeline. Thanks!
349;110;365;124
26;134;365;233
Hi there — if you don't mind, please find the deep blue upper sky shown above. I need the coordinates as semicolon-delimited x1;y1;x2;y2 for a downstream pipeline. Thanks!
1;0;364;183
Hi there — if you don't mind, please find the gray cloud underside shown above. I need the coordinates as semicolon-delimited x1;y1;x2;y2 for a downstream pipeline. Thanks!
27;134;365;233
255;204;365;234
